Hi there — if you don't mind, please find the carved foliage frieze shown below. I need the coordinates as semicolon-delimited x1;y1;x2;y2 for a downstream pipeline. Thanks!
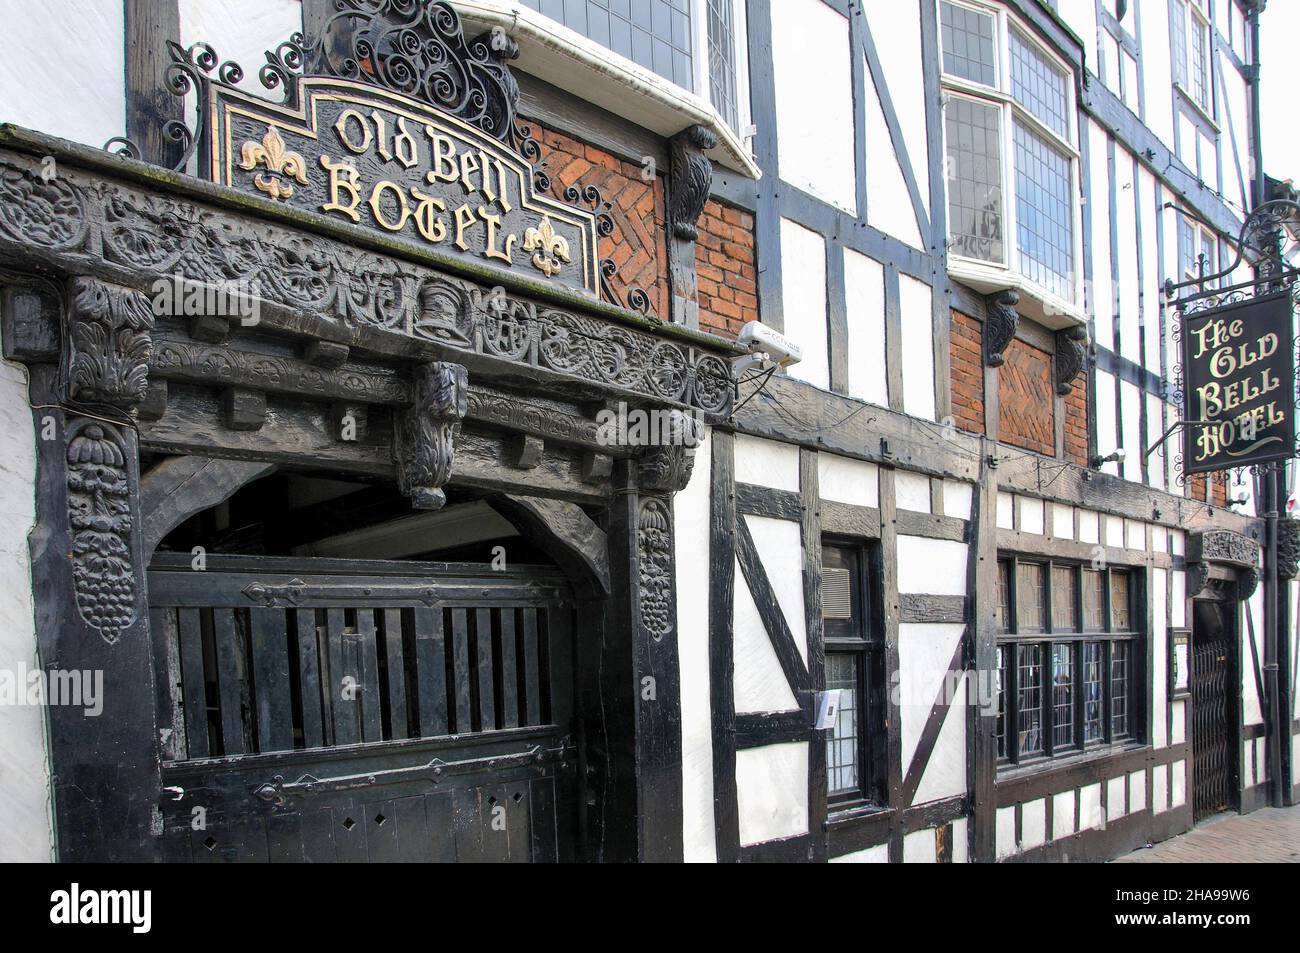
1279;518;1300;581
67;277;154;408
396;361;468;510
65;419;137;644
637;497;674;640
1189;529;1259;569
0;157;733;416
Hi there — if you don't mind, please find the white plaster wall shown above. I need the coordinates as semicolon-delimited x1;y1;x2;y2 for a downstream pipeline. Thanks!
862;57;923;249
1120;380;1142;483
996;491;1014;530
770;0;856;213
1019;497;1044;535
1171;759;1186;808
1051;790;1075;841
1078;509;1100;545
745;514;808;663
1129;769;1146;813
912;673;967;805
943;481;972;521
831;843;887;863
843;249;888;407
902;827;936;863
779;218;830;390
897;538;967;596
950;817;968;863
1141;0;1175;147
817;453;878;508
862;0;928;217
899;275;935;421
733;560;800;713
1242;590;1264;725
0;349;52;862
674;428;715;862
1153;763;1168;813
735;742;809;845
995;805;1017;859
1151;567;1169;749
1088;122;1115;352
1051;503;1074;539
1107;775;1126;821
1114;156;1140;366
179;0;303;98
1079;782;1103;830
894;471;931;513
734;433;800;492
0;0;126;148
1021;798;1046;851
897;622;965;777
1094;369;1119;476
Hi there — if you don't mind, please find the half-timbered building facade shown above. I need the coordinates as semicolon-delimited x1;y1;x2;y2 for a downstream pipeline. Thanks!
0;0;1294;863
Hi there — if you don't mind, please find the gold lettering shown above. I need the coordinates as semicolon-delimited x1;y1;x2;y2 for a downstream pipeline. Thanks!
320;155;363;221
460;151;480;197
478;150;496;205
334;109;372;154
453;203;476;251
371;111;392;162
426;128;459;183
393;116;419;169
479;207;516;263
369;180;412;232
496;159;514;213
411;187;448;242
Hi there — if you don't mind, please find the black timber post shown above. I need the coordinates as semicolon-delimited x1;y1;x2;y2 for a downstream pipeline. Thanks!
22;277;162;860
125;0;182;169
605;455;691;863
970;447;999;861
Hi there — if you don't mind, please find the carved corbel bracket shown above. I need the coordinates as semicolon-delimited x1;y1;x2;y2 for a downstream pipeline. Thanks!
1054;325;1088;395
637;410;702;493
1186;529;1261;603
983;289;1020;367
67;276;154;408
1279;518;1300;581
395;361;468;510
668;125;718;242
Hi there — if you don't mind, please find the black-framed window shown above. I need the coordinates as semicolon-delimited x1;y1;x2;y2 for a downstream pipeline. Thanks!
994;557;1143;766
822;542;885;808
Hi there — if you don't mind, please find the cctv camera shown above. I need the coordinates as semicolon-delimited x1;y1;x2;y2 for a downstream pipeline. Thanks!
735;320;803;370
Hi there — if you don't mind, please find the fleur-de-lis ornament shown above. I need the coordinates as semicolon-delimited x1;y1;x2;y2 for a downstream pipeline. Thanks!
523;215;571;277
238;126;310;200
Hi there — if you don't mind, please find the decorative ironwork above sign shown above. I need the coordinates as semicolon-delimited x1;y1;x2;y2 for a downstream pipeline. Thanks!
1181;290;1295;474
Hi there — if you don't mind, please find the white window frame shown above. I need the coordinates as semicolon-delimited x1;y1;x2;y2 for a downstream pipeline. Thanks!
1173;0;1215;120
938;0;1085;323
692;0;754;145
1177;212;1220;286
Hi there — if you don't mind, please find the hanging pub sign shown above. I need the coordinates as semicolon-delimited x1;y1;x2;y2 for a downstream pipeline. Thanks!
1182;290;1296;474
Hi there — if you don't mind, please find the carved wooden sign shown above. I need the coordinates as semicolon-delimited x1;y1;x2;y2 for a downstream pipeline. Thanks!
1182;290;1295;474
208;77;602;296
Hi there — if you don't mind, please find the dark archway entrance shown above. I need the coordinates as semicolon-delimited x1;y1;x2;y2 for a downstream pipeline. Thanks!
1191;599;1240;823
147;472;591;862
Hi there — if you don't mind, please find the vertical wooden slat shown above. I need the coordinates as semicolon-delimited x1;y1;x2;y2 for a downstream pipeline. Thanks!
412;606;448;737
213;608;246;755
450;609;472;733
177;607;208;759
151;607;185;761
327;609;359;745
475;607;496;731
356;609;383;742
365;798;400;862
250;607;293;752
528;776;558;863
499;608;519;729
296;610;325;749
521;607;542;725
546;606;575;729
383;608;409;739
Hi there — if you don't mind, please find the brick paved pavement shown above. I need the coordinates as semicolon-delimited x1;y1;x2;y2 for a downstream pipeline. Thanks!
1113;805;1300;862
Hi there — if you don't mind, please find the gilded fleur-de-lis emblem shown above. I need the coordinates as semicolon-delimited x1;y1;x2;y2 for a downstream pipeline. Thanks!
238;126;310;201
523;215;571;277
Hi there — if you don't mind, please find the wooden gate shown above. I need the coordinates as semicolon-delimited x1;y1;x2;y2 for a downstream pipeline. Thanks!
1191;601;1237;823
147;554;579;862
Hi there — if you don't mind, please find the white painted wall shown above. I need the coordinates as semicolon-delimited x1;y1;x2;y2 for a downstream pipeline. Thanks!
770;0;856;214
0;348;52;862
843;249;888;407
745;514;808;663
674;428;715;862
0;0;126;149
817;453;878;509
899;274;935;421
179;0;304;98
734;433;800;492
779;218;830;390
735;742;809;845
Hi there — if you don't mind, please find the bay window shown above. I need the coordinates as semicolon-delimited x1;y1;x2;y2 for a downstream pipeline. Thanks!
518;0;748;133
939;1;1081;313
995;557;1143;767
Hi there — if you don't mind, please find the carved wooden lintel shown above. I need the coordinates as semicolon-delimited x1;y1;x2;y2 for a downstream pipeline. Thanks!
983;289;1019;367
1054;324;1088;395
637;410;702;493
669;125;718;242
396;361;468;510
67;276;154;408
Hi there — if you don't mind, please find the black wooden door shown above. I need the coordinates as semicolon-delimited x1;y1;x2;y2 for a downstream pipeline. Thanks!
148;555;580;862
1191;601;1237;823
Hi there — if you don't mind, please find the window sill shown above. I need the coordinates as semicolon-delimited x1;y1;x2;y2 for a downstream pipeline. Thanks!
948;258;1087;330
1174;83;1219;134
826;801;891;828
996;740;1147;782
455;0;761;178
